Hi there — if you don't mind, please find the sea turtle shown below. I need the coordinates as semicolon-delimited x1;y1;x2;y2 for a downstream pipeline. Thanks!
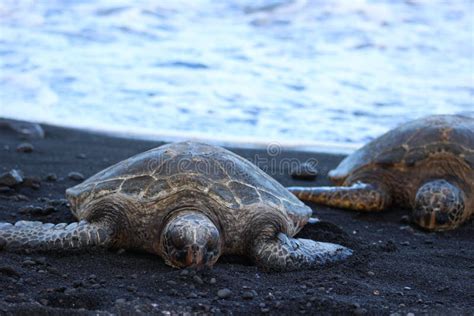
0;141;351;270
288;115;474;231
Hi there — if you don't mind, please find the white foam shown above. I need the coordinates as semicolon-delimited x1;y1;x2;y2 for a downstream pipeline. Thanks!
4;115;360;154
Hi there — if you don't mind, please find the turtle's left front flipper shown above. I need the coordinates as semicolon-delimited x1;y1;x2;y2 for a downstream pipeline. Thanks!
252;233;352;271
0;220;112;252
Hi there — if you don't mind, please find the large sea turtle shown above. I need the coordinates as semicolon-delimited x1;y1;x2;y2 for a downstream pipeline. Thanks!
0;142;351;270
288;115;474;231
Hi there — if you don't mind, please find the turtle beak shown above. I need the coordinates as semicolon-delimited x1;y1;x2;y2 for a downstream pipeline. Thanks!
185;244;205;267
413;212;450;231
412;213;436;230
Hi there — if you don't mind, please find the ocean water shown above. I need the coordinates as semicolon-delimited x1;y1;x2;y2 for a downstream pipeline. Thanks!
0;0;472;151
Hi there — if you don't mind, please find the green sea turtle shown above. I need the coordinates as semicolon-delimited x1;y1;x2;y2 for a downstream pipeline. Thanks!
288;115;474;231
0;142;351;270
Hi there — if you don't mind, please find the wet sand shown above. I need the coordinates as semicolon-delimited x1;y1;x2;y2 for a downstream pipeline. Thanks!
0;123;473;315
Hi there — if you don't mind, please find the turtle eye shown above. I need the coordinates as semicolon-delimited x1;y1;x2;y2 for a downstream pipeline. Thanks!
169;231;186;249
206;230;219;249
206;239;216;249
172;236;186;249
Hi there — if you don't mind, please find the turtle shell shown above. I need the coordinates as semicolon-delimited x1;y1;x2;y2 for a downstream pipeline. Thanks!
66;141;310;225
329;115;474;182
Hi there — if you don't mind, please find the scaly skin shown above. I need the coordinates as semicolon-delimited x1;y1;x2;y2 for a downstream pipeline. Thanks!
243;209;352;271
0;220;112;251
413;180;467;231
160;211;223;269
252;233;352;271
287;182;391;212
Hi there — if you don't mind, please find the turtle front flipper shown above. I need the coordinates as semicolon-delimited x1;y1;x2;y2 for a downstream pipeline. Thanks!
252;233;352;271
0;220;112;252
287;182;392;212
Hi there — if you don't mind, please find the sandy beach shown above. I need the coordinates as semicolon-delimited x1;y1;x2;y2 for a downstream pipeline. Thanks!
0;122;473;315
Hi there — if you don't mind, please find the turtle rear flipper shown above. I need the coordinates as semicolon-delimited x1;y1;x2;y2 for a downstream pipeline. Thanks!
252;233;352;271
0;220;112;252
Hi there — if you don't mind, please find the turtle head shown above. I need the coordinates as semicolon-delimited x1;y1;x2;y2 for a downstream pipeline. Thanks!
161;211;222;269
413;180;467;231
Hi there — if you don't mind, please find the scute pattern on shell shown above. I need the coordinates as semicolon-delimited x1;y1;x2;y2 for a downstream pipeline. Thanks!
329;115;474;181
66;142;309;221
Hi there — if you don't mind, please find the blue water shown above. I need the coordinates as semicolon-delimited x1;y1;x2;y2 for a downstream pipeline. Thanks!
0;0;473;148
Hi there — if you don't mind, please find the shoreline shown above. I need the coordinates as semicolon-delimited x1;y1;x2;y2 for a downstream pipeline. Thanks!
0;116;361;155
0;121;472;315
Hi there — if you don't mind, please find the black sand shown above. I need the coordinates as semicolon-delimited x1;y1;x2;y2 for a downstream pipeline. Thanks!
0;123;473;315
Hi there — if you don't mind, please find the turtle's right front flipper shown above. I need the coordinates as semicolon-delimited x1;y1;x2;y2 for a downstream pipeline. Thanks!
252;233;352;271
0;220;112;252
287;182;391;212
